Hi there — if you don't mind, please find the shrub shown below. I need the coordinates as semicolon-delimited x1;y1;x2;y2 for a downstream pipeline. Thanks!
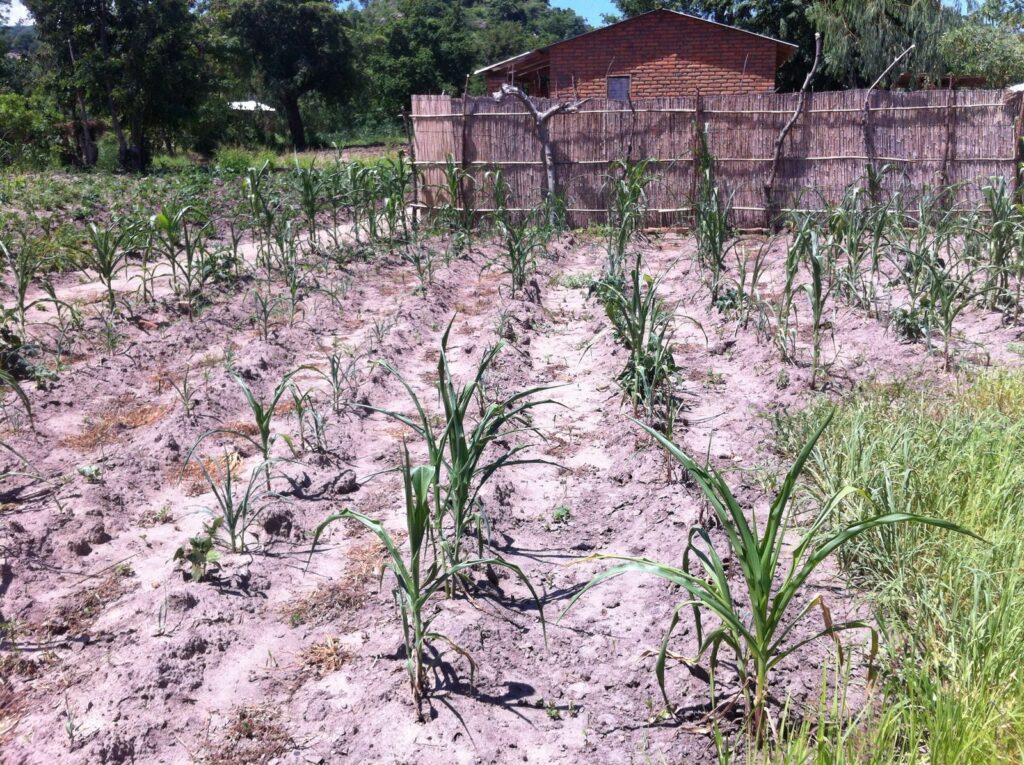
215;146;277;175
0;93;61;169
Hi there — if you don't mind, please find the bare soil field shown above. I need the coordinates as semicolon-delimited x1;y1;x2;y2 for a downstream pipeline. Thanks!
2;221;1020;764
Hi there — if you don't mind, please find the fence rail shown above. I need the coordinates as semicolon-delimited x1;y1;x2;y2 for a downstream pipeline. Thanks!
411;89;1024;229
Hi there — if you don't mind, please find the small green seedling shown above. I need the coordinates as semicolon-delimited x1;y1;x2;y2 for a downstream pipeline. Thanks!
552;505;571;525
77;464;103;483
173;518;223;582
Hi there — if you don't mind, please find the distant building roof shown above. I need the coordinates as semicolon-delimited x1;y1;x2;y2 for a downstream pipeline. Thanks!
229;101;276;113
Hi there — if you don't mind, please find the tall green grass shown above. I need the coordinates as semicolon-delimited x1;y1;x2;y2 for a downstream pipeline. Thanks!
766;371;1024;763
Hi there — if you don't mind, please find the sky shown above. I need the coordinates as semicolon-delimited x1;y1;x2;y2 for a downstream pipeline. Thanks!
558;0;618;24
7;0;30;25
6;0;618;27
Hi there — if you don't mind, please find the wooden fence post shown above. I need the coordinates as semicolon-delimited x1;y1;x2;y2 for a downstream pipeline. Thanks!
690;90;703;230
402;106;418;230
459;78;472;226
938;81;957;211
862;45;916;203
1014;94;1024;203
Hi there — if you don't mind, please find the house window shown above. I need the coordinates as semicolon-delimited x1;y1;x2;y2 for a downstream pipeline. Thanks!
607;75;631;101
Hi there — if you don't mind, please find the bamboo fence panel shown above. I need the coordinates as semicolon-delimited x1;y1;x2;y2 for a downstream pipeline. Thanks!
410;88;1019;229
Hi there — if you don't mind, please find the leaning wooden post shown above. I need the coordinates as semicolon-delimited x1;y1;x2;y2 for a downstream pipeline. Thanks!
459;76;472;228
494;83;589;226
402;107;419;232
764;32;821;230
862;44;916;203
690;89;703;230
938;79;957;211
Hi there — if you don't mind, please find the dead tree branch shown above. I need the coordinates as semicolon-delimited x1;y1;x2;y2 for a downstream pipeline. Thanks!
764;32;822;228
863;44;916;199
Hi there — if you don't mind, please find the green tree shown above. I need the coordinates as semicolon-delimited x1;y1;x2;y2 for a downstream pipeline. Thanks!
25;0;212;170
226;0;354;150
939;0;1024;86
352;0;475;122
468;0;589;64
808;0;955;87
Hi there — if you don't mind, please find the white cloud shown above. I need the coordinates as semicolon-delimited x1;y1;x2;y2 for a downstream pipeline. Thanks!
7;0;33;25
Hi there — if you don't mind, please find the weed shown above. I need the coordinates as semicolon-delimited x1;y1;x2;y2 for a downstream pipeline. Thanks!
173;518;223;582
551;504;571;525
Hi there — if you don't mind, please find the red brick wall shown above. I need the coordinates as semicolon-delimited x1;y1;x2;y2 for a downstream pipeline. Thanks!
548;10;781;98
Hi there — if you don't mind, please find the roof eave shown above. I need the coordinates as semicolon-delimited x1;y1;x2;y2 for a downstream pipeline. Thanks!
473;49;546;76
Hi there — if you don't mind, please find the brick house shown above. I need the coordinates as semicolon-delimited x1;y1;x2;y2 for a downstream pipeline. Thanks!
476;9;797;99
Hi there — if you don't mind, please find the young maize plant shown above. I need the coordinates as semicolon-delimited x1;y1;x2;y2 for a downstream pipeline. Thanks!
825;185;874;310
322;161;352;254
0;369;32;421
363;320;559;582
149;203;214;319
730;237;773;330
436;154;474;243
886;192;964;344
694;129;732;305
244;161;279;271
596;252;696;421
196;454;275;553
376;153;413;246
486;167;512;230
771;215;807;364
566;411;980;740
493;216;546;298
925;256;990;371
605;158;652;279
800;230;836;389
303;346;364;414
187;370;299;491
295;161;325;248
0;237;64;337
980;176;1021;312
311;449;545;720
80;219;133;312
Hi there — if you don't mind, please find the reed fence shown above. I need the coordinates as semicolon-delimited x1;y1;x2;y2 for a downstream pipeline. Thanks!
410;89;1024;229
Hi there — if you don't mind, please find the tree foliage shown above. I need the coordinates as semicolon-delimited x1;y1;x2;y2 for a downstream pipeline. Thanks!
226;0;354;150
939;0;1024;86
24;0;212;169
807;0;954;88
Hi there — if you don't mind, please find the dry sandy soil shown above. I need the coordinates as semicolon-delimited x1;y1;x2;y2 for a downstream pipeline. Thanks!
1;229;1021;764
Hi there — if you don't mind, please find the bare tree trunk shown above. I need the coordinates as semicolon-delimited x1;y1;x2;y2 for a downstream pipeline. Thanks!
282;93;306;151
93;12;137;171
494;84;588;226
67;42;97;166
